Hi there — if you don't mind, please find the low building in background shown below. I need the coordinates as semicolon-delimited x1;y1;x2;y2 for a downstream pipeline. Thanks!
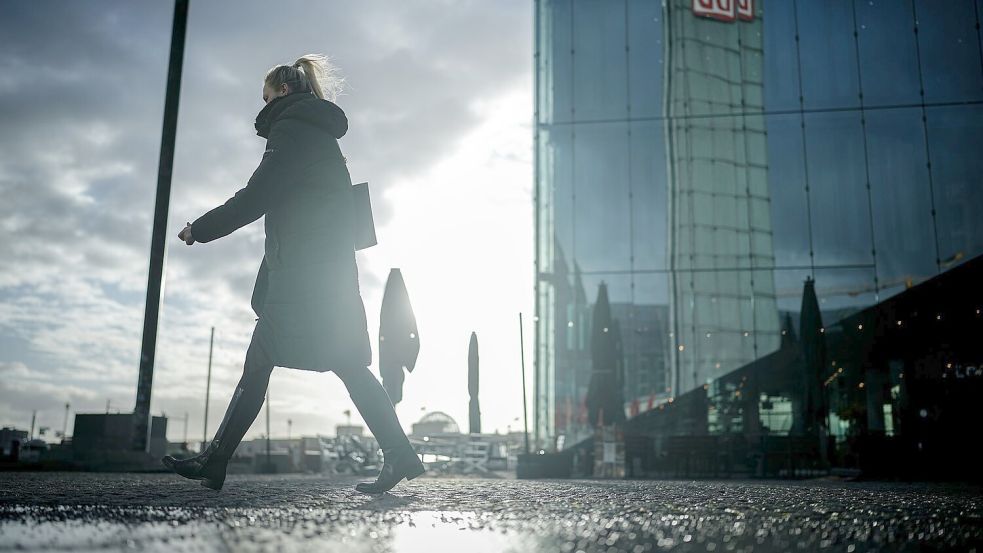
0;427;28;459
70;413;168;471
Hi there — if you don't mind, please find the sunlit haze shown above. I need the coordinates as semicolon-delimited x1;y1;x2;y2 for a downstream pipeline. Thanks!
0;1;533;443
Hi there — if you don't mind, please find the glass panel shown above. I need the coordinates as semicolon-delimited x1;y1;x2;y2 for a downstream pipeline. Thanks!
913;0;983;104
547;126;575;268
855;0;921;107
666;113;772;272
772;266;817;318
762;0;802;112
796;0;861;111
536;0;555;125
548;0;574;124
660;0;774;119
926;105;983;269
665;1;743;118
739;7;767;114
864;107;938;298
672;269;757;395
572;0;628;121
631;274;672;400
572;122;632;272
627;0;664;119
752;268;783;360
803;110;875;268
765;113;812;269
771;267;876;335
813;268;878;325
631;121;668;272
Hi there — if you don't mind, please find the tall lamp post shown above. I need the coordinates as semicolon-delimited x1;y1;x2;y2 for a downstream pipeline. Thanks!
132;0;189;452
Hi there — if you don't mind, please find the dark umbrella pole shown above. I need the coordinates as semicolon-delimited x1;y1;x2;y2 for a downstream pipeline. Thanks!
202;326;214;450
519;313;530;454
265;392;272;473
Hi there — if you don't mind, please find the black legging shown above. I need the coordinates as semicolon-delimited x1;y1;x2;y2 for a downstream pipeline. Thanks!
209;322;412;464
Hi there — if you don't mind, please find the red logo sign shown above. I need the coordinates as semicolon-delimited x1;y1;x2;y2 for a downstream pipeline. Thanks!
693;0;754;22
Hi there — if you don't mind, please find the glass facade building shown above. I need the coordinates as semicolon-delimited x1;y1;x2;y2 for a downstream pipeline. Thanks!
533;0;983;460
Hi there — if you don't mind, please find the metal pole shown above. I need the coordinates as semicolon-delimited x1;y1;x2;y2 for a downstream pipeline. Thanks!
531;0;542;454
265;392;271;472
29;411;36;441
133;0;189;452
520;313;530;454
62;403;70;439
203;326;214;446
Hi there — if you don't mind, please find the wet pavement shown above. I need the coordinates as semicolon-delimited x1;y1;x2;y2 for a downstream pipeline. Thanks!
0;472;981;552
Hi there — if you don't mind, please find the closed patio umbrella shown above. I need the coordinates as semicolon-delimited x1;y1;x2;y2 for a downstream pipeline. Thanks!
586;283;626;427
468;331;480;434
799;277;829;463
379;269;419;405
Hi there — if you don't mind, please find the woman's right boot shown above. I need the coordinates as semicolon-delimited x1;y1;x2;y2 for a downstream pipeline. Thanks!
354;444;426;494
335;365;425;494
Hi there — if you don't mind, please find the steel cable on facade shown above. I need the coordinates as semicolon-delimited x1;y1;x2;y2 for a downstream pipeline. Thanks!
910;0;944;275
850;0;882;303
792;0;817;279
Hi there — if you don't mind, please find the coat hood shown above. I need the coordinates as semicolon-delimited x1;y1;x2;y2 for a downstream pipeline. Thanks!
255;91;348;139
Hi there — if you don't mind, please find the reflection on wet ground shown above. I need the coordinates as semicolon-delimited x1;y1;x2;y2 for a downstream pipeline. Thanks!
1;473;981;552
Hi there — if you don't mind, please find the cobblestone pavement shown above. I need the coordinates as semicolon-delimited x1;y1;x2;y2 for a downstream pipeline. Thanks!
1;472;981;552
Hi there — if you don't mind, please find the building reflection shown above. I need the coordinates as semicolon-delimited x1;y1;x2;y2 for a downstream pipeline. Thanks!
533;0;983;479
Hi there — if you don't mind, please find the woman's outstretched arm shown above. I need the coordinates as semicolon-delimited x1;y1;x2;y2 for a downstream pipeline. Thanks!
189;122;299;243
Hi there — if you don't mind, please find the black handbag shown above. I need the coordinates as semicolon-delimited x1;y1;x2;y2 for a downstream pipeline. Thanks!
352;181;377;250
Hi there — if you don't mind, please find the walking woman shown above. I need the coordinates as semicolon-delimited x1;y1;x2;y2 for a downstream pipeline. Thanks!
162;54;424;494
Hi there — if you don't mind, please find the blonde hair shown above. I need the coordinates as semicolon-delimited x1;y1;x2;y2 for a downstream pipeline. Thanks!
264;53;344;102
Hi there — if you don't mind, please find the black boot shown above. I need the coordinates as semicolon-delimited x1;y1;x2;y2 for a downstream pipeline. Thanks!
355;445;425;494
334;365;425;494
162;371;269;491
162;441;227;490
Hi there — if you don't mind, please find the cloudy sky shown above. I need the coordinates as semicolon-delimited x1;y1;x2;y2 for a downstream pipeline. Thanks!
0;1;534;443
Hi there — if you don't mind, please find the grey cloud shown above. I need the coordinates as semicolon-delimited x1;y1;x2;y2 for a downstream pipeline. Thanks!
0;0;531;437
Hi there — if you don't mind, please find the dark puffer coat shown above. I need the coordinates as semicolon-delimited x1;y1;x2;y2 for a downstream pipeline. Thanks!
191;91;371;371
